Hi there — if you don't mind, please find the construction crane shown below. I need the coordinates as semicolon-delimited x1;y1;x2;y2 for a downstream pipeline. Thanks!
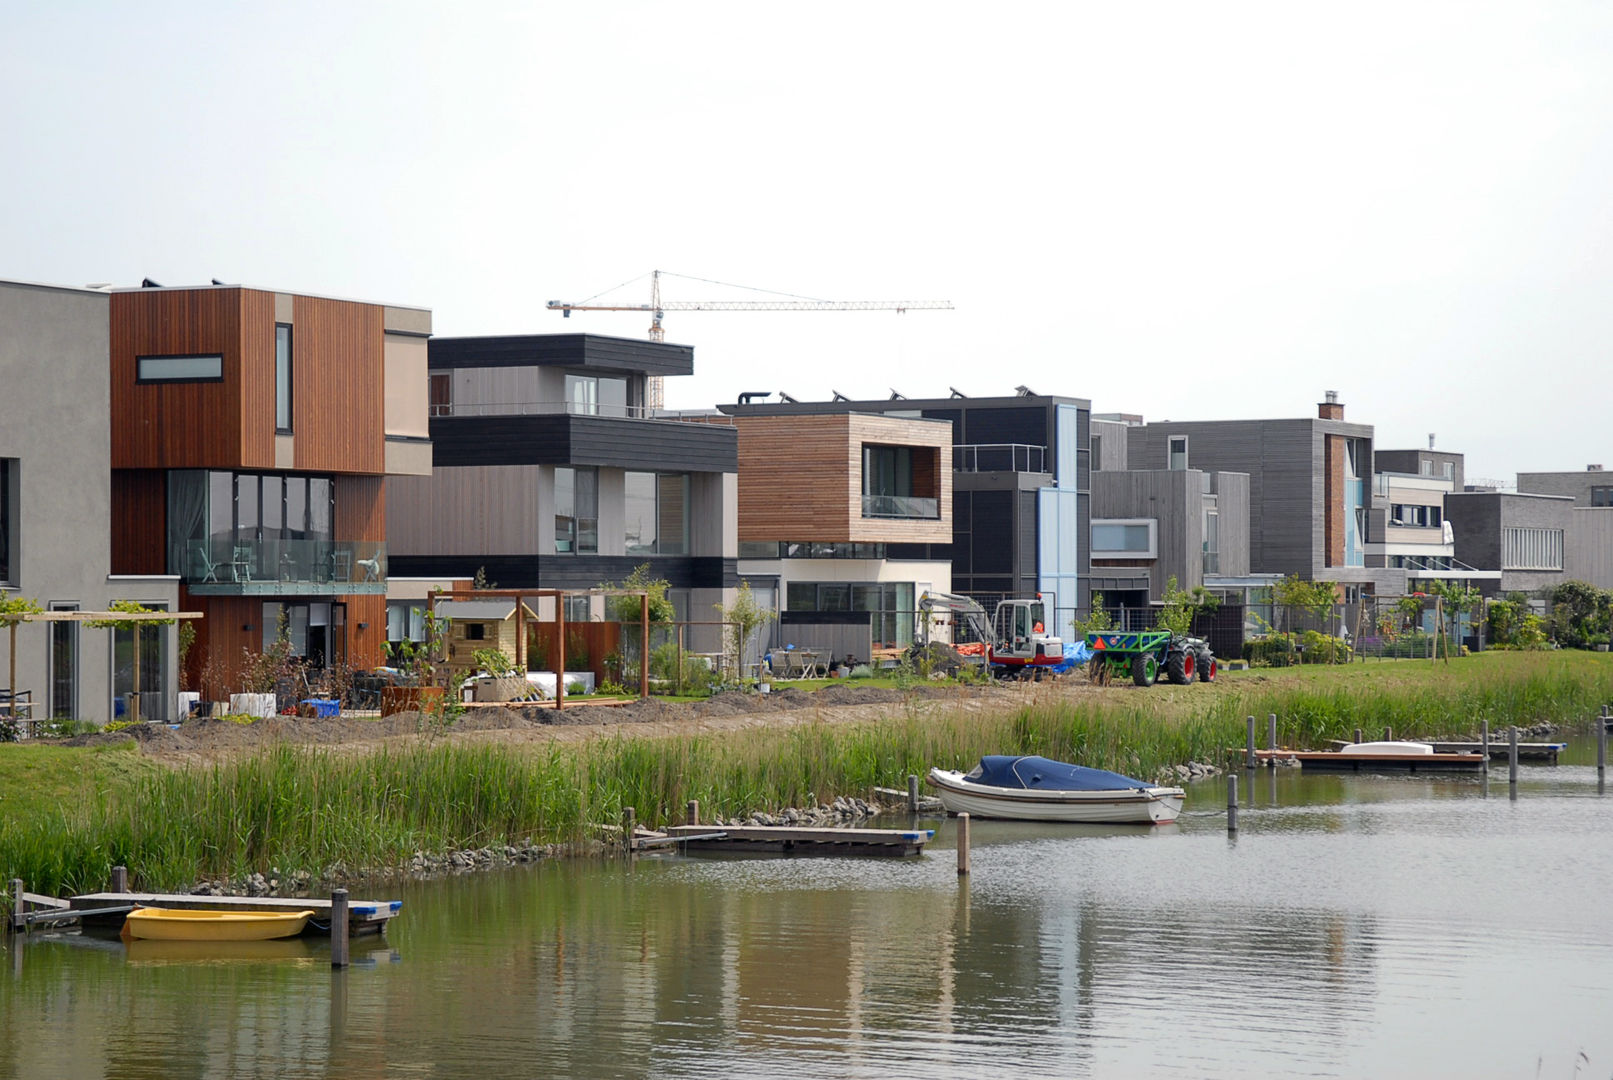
547;270;953;409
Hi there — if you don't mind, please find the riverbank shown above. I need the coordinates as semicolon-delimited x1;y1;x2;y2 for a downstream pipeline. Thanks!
5;652;1612;899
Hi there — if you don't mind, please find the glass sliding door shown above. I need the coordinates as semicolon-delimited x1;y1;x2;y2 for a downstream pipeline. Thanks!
112;602;170;722
49;602;78;720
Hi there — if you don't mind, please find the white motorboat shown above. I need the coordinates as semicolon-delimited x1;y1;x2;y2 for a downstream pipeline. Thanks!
926;755;1186;825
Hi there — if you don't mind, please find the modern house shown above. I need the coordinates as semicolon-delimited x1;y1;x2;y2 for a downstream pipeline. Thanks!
1123;393;1402;600
1087;468;1252;606
729;412;954;659
107;283;433;696
386;334;738;651
1443;491;1573;596
1;278;181;723
1515;466;1613;591
722;390;1090;640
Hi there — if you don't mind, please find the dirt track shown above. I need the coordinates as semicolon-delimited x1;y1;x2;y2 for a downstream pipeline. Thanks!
62;679;1109;762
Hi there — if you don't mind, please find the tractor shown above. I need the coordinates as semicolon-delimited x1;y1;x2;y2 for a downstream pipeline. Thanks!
1085;630;1216;687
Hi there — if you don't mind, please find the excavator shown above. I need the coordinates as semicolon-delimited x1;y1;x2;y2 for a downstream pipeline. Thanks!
918;591;1065;679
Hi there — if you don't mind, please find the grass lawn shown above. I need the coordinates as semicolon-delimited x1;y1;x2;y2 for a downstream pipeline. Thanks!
0;740;160;818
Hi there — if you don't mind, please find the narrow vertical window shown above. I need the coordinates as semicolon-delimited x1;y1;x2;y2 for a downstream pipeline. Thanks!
275;324;293;433
1168;436;1188;470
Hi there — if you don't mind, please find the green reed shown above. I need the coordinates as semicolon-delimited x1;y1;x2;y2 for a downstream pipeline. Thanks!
5;652;1613;897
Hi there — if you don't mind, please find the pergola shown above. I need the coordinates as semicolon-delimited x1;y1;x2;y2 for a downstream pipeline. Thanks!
1;609;204;729
426;587;653;711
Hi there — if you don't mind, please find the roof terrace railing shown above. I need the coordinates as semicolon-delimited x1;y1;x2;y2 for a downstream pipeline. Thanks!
952;444;1047;474
433;400;728;421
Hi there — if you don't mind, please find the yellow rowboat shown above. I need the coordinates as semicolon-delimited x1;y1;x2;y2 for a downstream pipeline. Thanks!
122;906;317;942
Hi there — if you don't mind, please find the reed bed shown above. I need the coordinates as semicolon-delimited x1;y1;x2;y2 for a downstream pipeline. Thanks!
5;653;1612;897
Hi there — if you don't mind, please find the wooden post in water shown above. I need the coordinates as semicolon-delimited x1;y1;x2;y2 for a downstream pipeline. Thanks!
1354;727;1363;746
1599;707;1608;779
1227;774;1238;833
686;800;699;827
956;812;970;876
110;865;128;893
1509;726;1519;786
9;878;23;934
330;889;349;969
908;774;919;812
622;807;636;853
1384;726;1393;742
1246;716;1256;769
1267;713;1278;767
1481;720;1490;765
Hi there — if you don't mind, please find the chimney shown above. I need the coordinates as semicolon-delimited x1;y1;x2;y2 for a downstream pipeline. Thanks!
1428;433;1436;450
1318;390;1344;421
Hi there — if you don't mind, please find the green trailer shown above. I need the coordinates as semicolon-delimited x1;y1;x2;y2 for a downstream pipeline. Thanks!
1085;630;1217;687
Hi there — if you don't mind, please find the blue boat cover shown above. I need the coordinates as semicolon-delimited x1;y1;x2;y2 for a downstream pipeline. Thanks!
963;755;1151;791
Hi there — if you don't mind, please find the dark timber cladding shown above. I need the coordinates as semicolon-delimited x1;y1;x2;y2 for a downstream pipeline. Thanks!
428;333;695;377
387;555;739;590
428;414;737;473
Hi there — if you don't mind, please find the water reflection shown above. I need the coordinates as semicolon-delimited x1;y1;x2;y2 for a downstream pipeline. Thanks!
4;754;1613;1078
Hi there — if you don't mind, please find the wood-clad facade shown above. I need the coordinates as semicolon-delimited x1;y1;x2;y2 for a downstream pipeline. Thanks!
109;285;431;688
732;414;952;544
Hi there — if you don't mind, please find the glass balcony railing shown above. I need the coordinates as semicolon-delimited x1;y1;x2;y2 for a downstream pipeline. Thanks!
953;444;1047;473
182;540;387;594
861;494;940;520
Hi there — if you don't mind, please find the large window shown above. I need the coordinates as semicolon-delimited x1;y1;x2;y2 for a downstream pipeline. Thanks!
1091;519;1157;558
275;324;293;432
0;458;13;584
625;471;688;555
555;467;598;554
137;354;223;382
113;600;169;721
1390;503;1442;528
1592;486;1613;508
564;373;629;417
1503;527;1564;570
1168;436;1189;470
49;601;77;720
167;470;336;580
861;444;939;519
786;581;917;647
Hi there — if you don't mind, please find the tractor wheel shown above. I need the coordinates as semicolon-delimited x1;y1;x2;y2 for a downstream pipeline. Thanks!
1167;648;1194;685
1196;649;1217;683
1131;653;1158;687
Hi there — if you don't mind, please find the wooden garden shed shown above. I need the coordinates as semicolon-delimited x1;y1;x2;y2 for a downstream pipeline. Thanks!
435;599;538;676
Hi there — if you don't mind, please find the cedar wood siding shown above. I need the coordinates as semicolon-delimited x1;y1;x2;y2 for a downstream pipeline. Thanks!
732;414;952;545
110;468;166;575
291;294;386;474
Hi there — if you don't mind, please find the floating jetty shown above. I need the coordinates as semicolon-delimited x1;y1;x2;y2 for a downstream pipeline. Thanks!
13;891;402;938
1238;747;1486;773
644;824;933;857
1327;739;1565;764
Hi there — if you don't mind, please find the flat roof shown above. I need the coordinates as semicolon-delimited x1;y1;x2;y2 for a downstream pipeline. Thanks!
0;276;114;296
106;281;430;313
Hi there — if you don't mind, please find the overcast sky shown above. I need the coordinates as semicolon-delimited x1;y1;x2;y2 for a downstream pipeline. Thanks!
4;2;1609;483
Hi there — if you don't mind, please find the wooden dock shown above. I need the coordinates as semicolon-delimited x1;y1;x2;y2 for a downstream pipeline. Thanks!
1327;739;1565;763
651;824;934;857
64;892;402;937
1238;748;1486;773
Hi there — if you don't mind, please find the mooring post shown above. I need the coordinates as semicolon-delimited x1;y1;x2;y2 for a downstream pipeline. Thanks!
1246;716;1256;769
1384;725;1394;742
1354;727;1363;746
686;800;699;827
329;888;349;969
1481;720;1491;766
1509;726;1519;787
9;878;23;935
110;865;128;894
1267;713;1278;768
1599;707;1608;778
956;812;971;876
908;774;919;812
1227;774;1238;833
622;807;636;854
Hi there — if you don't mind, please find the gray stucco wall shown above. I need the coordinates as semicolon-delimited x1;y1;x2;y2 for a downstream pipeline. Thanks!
0;280;179;725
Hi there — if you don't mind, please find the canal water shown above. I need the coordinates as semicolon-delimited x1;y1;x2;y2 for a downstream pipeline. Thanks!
3;742;1611;1079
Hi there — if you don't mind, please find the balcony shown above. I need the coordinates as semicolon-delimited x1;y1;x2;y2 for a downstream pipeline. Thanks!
861;494;940;520
183;540;388;596
953;444;1047;473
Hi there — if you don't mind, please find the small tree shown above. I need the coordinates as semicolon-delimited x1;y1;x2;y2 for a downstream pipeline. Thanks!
1;596;44;727
1158;576;1221;637
1425;580;1482;657
716;581;775;683
1072;592;1115;639
603;563;676;625
88;600;178;726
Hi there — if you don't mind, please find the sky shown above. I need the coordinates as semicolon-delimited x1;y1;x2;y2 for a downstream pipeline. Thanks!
4;2;1611;484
